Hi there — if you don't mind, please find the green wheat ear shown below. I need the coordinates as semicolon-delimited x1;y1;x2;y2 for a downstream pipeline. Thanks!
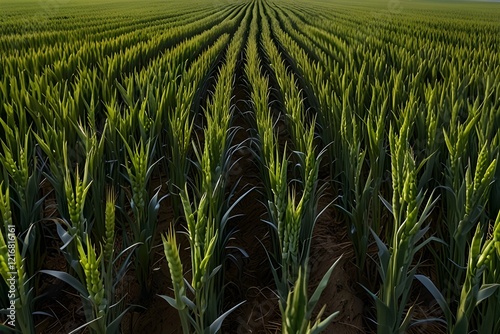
162;226;191;334
64;164;92;235
495;212;500;257
0;183;12;282
0;236;9;281
162;228;186;301
77;236;105;312
103;189;116;265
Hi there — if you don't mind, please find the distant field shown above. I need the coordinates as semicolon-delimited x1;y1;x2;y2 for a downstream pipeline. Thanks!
1;0;499;333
